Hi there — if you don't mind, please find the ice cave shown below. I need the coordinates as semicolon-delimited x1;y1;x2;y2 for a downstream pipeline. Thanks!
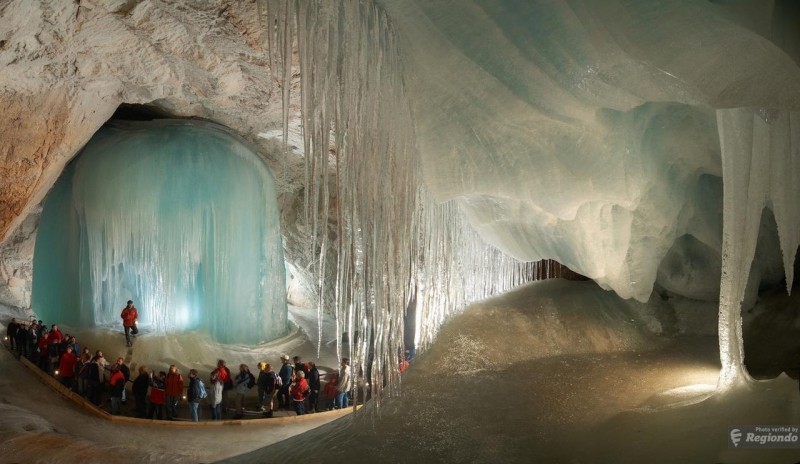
1;0;800;463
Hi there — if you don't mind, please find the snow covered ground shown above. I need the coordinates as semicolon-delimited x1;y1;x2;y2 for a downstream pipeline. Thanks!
2;280;800;463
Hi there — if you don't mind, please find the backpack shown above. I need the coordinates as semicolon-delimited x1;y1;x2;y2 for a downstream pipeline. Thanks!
87;362;100;380
275;373;283;387
196;379;208;399
222;367;233;391
247;371;256;389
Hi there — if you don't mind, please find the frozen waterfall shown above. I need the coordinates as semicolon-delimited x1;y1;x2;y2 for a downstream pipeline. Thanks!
31;121;288;345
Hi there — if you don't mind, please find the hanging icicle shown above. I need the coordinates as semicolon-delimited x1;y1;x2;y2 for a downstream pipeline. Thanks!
262;0;581;409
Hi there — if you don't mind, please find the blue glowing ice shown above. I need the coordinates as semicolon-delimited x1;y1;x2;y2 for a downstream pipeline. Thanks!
32;120;288;344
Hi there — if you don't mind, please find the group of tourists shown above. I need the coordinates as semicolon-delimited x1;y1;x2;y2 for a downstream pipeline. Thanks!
5;316;132;413
4;314;357;422
200;354;354;421
123;354;355;422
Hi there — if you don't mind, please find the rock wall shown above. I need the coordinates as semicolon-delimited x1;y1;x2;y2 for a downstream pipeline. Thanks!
0;0;318;309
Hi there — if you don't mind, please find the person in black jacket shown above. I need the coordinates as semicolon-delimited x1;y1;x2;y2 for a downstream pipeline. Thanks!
132;366;150;418
15;322;28;358
187;369;203;422
115;357;130;405
307;361;321;413
6;318;18;351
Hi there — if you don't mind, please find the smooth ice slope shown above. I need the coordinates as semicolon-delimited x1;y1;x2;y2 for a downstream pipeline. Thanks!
32;121;287;344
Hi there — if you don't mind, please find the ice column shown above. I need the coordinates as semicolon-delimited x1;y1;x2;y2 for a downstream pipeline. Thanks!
716;108;800;389
32;121;288;345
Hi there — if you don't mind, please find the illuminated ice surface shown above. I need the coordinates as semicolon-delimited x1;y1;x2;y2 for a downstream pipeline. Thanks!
31;121;288;344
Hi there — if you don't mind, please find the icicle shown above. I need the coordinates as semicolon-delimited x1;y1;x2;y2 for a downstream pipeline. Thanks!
265;0;560;407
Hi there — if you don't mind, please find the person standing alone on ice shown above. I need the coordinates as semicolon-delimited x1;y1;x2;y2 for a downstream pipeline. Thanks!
120;300;138;347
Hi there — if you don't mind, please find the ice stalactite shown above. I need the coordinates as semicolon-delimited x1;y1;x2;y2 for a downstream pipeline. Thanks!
716;108;800;390
32;121;288;345
410;197;564;351
264;0;554;403
265;0;418;404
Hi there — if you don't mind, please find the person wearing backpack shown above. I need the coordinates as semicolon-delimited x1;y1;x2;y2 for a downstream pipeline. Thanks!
259;363;279;417
256;362;271;413
277;354;293;410
215;359;233;418
233;364;252;419
187;369;206;422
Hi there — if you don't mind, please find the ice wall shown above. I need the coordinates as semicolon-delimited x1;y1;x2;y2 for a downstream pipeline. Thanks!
32;121;288;345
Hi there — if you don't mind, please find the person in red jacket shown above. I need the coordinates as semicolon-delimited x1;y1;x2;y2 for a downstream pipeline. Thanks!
37;331;50;372
323;374;339;410
46;325;64;369
57;345;78;389
289;370;309;416
109;364;126;415
47;325;63;344
120;300;138;347
148;371;166;420
214;359;232;417
164;365;185;420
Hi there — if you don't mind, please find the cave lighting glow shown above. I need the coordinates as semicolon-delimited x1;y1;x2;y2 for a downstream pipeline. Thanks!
31;120;288;345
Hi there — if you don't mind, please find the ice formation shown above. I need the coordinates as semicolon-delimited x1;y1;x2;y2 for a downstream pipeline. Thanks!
31;121;288;345
716;108;800;388
265;0;548;402
265;0;800;391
